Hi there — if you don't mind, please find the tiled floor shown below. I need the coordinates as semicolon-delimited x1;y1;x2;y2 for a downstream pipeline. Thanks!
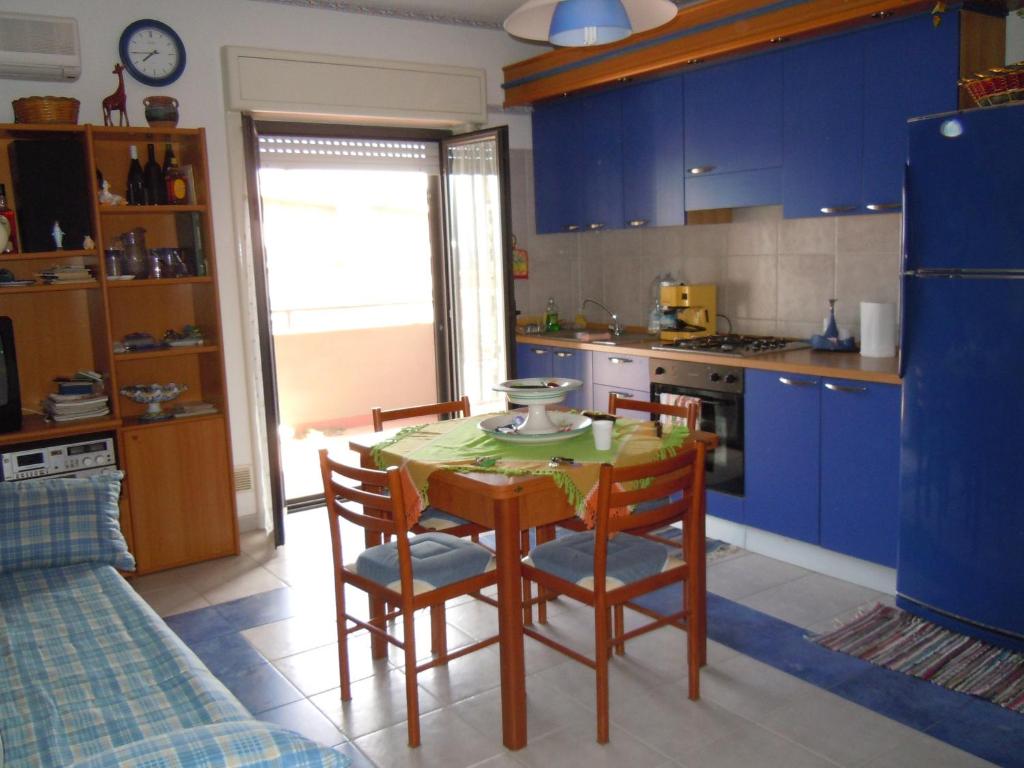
131;509;1018;768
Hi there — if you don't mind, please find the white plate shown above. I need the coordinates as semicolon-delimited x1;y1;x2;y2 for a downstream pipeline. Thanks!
0;280;35;287
107;275;136;281
493;377;582;406
479;411;592;444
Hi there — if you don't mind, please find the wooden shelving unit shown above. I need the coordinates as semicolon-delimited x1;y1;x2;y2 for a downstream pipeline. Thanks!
0;123;238;575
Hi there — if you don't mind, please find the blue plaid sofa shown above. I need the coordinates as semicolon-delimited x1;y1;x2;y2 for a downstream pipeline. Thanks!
0;475;348;768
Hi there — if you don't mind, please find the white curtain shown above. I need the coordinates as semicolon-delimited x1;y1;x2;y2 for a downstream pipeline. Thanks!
445;137;508;414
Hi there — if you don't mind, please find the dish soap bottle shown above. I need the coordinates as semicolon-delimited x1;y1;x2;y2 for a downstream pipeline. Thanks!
823;298;840;341
544;297;560;332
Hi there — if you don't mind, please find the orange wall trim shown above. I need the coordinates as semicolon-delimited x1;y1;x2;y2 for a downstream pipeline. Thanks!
502;0;943;106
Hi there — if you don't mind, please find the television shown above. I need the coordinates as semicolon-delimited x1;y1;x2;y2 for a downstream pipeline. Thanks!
0;316;22;433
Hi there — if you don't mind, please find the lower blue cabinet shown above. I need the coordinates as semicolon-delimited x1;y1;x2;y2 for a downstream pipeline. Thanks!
745;370;822;543
819;377;900;567
515;343;591;411
745;369;900;565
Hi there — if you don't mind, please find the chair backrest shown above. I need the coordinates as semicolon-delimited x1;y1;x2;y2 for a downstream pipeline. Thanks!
318;449;415;585
592;441;706;588
607;393;698;433
372;396;471;432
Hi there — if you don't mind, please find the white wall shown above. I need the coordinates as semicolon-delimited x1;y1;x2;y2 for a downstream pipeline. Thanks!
0;0;537;525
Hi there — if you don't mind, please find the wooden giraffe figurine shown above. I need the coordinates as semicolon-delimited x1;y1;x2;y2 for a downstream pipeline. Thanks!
102;64;129;127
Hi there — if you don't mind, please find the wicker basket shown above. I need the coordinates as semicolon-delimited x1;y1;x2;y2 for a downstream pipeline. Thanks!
12;96;80;124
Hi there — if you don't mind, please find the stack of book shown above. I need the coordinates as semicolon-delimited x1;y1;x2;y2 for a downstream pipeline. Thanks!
35;265;96;285
44;393;110;422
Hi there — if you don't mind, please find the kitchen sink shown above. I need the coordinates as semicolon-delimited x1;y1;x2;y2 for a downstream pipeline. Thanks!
591;334;656;347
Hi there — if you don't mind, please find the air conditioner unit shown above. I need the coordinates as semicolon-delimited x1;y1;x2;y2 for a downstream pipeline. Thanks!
0;12;80;82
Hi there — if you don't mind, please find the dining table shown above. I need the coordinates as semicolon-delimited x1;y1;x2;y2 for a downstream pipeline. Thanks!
348;413;716;750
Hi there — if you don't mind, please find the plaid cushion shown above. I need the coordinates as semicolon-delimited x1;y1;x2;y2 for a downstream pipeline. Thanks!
0;474;135;572
65;721;349;768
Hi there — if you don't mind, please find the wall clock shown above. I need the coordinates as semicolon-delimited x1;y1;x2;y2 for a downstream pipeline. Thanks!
118;19;186;87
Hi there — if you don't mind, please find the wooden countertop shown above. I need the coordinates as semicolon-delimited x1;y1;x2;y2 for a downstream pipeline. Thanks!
516;333;901;385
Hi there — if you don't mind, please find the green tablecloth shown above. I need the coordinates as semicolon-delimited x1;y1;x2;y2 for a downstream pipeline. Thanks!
371;414;689;527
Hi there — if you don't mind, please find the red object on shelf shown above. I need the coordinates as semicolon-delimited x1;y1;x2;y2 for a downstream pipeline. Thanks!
0;183;18;253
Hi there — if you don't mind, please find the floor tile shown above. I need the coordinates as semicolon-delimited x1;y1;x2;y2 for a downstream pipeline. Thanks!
258;697;346;748
354;706;504;768
922;696;1024;768
737;572;886;630
828;666;970;733
862;728;998;768
675;723;840;768
241;613;339;661
761;687;924;767
705;552;811;601
698;654;824;724
189;631;267;678
136;585;211;617
214;586;299;631
512;719;669;768
216;661;305;715
414;645;503;707
311;669;443;740
164;604;236;644
333;742;378;768
200;565;290;606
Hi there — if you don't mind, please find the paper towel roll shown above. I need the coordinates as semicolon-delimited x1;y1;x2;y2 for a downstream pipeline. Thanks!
860;302;897;358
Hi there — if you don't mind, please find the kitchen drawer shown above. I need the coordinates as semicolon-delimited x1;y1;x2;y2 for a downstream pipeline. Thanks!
592;350;649;391
593;383;650;413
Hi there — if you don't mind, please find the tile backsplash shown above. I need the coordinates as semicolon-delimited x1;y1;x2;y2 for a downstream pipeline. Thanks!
510;149;901;341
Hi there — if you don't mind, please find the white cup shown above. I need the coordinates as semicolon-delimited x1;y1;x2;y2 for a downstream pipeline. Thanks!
592;419;613;451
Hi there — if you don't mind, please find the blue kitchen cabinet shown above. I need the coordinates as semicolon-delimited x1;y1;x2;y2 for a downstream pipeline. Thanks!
532;97;584;234
785;14;959;219
515;343;590;410
622;74;685;228
744;369;821;543
860;14;959;211
580;90;624;231
684;53;783;211
782;31;865;219
819;378;900;567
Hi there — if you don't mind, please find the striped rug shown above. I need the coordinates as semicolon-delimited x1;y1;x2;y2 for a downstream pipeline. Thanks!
811;603;1024;714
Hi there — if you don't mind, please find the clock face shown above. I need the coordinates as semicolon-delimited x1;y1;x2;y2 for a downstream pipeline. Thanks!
119;19;186;86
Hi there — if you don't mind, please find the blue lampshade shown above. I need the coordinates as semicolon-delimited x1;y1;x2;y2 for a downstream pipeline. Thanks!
549;0;631;46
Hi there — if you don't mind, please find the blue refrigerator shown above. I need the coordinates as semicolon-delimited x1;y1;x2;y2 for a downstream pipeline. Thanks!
897;102;1024;643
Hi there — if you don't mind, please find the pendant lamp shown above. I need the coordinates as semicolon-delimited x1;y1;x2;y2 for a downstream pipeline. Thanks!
504;0;678;47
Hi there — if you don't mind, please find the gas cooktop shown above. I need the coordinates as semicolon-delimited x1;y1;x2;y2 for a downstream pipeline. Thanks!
651;334;810;357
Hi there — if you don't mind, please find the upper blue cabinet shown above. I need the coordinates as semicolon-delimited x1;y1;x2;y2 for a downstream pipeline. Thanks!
532;96;584;234
783;14;959;219
580;89;624;232
684;53;783;211
622;75;685;228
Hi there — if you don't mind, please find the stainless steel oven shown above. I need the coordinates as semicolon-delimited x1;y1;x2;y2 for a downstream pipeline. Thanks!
649;358;744;496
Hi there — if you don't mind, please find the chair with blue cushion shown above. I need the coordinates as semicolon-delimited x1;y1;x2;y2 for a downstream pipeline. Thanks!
521;441;707;743
371;397;485;538
319;449;499;748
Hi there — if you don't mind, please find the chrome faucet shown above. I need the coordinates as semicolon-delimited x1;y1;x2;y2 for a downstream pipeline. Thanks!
581;298;624;336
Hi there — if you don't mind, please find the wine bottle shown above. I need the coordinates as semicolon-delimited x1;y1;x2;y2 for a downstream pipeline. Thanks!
143;143;165;205
0;183;18;253
126;145;145;206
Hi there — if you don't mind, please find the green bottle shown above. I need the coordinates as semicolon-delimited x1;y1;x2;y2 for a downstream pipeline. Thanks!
544;297;560;332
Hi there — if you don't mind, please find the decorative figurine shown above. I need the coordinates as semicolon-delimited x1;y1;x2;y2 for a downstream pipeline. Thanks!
52;221;64;250
102;63;129;127
98;179;125;206
83;234;95;249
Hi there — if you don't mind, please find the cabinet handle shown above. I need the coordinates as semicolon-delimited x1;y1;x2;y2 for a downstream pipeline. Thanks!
824;382;868;394
819;205;858;214
687;165;715;175
565;224;581;232
588;223;605;231
554;351;574;358
531;348;548;356
628;218;649;228
778;376;817;387
608;357;634;365
610;390;635;398
865;202;901;212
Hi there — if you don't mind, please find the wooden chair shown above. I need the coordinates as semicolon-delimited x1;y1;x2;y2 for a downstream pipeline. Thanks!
608;392;699;432
521;442;707;743
319;449;499;747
